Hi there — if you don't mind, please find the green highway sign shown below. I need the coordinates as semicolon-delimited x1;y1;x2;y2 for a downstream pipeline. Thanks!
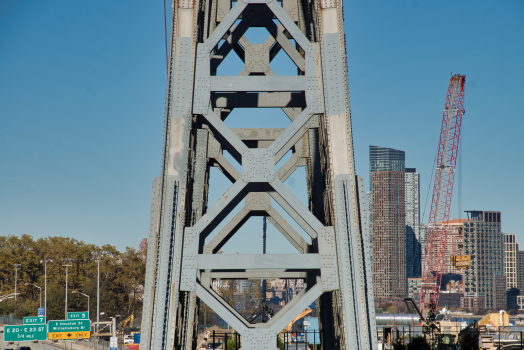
66;312;89;320
23;316;45;324
4;324;47;342
48;319;91;333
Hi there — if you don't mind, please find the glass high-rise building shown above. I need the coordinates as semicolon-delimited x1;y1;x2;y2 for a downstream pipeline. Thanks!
370;146;406;300
369;146;406;173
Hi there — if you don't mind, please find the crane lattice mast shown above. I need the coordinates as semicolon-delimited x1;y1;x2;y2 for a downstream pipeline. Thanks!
420;74;466;315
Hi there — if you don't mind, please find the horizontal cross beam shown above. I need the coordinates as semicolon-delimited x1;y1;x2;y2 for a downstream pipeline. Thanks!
197;253;321;270
210;76;305;92
212;92;305;108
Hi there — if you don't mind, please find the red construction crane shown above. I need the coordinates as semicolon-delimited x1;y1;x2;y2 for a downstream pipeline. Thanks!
420;74;466;316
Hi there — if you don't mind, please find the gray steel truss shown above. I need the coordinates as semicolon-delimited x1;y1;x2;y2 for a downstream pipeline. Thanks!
140;0;377;349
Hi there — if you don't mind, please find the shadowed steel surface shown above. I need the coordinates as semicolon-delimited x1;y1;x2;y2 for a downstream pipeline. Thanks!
139;0;377;349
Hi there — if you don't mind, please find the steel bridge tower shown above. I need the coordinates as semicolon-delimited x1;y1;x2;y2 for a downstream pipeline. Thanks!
140;0;377;348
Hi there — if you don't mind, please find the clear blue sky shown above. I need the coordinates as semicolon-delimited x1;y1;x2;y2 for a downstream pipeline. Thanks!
1;1;523;252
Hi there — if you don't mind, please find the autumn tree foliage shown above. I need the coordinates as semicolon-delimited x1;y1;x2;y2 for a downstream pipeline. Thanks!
0;234;145;322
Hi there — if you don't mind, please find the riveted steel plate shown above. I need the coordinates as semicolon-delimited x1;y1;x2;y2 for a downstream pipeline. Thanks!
245;192;272;211
242;149;275;183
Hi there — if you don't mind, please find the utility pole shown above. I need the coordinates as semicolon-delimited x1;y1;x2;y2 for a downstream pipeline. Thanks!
14;264;21;301
94;255;102;332
62;259;73;319
94;254;102;350
262;217;267;322
98;258;100;327
41;259;53;318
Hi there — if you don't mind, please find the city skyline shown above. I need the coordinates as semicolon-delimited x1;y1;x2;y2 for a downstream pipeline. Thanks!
1;1;523;250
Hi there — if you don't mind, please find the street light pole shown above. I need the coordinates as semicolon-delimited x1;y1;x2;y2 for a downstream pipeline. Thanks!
41;259;53;318
25;283;42;308
92;252;103;350
62;259;73;319
97;258;100;329
72;291;90;317
14;264;21;301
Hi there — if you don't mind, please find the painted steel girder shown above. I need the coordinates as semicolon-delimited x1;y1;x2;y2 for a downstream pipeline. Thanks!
140;0;377;349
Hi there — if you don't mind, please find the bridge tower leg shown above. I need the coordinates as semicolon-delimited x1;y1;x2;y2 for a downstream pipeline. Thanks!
140;0;377;349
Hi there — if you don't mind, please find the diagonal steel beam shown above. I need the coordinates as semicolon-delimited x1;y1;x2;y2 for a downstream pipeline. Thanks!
211;153;241;182
203;108;249;163
211;22;249;71
267;1;310;50
204;207;250;253
266;207;309;253
196;284;249;331
268;108;310;162
192;179;247;239
269;178;323;238
276;153;302;182
268;283;323;332
204;1;247;50
265;22;305;71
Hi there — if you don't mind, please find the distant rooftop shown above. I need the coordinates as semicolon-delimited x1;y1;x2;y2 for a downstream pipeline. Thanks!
437;219;470;225
465;210;501;223
369;145;405;173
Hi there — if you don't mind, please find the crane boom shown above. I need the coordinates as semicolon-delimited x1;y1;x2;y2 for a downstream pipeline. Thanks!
420;74;466;315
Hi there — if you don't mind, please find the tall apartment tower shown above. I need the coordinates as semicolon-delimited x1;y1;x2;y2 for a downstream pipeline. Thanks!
518;250;524;292
405;168;421;278
370;145;406;300
367;191;373;260
462;210;505;309
420;223;428;271
504;234;519;290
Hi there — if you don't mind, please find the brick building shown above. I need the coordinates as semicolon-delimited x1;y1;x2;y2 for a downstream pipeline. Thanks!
370;146;406;299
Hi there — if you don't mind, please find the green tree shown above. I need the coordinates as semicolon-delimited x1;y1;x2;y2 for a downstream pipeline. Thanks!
407;336;431;350
458;328;479;350
0;235;145;321
226;335;240;350
392;341;407;350
386;305;398;313
215;279;238;309
240;280;262;315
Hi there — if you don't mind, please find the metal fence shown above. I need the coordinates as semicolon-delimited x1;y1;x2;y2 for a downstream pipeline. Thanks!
198;330;321;349
279;331;321;350
201;331;241;350
0;314;23;325
76;338;134;350
377;324;524;350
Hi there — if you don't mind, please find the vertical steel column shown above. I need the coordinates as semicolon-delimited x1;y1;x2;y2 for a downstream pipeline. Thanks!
140;0;198;349
140;177;161;350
